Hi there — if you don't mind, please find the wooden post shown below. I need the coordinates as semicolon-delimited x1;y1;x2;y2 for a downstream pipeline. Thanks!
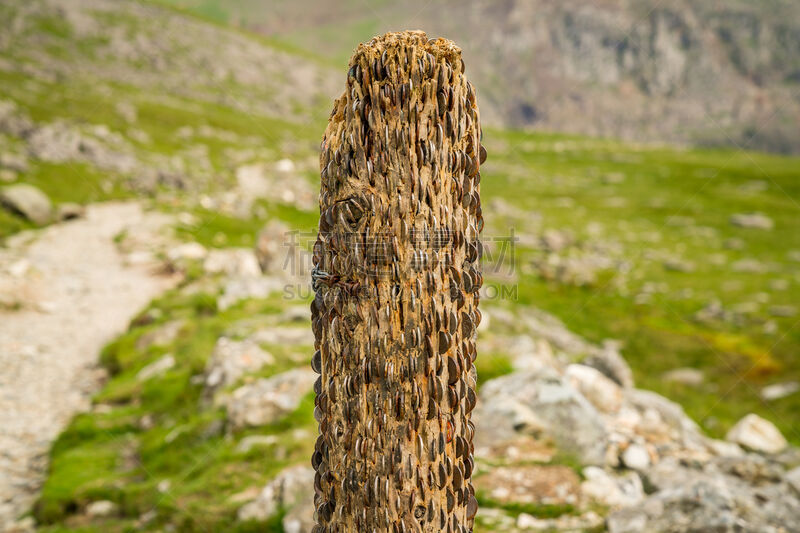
311;30;485;532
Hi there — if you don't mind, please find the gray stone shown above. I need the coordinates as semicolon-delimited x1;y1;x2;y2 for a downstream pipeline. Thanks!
85;500;118;518
730;213;774;230
768;305;797;317
581;466;644;508
255;219;290;274
787;466;800;496
476;368;607;465
583;341;634;389
0;184;52;224
726;414;787;454
56;202;85;220
565;363;623;413
205;337;274;393
237;465;313;523
760;381;800;401
661;367;704;387
620;443;650;470
136;354;175;381
226;368;316;429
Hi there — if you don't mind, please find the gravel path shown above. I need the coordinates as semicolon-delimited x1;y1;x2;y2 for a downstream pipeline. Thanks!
0;202;177;529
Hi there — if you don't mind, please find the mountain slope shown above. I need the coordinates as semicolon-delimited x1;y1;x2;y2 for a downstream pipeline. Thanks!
160;0;800;153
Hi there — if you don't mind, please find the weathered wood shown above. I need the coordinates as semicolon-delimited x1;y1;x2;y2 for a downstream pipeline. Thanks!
311;30;485;532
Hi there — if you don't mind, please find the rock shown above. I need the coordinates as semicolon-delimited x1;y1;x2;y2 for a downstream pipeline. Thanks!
581;466;644;508
85;500;118;518
236;435;279;454
135;320;185;351
663;258;694;272
475;368;607;465
255;219;289;273
56;202;85;220
583;341;634;389
516;511;603;531
768;305;797;317
204;248;261;277
226;368;316;429
760;381;800;401
787;466;800;495
250;327;314;346
661;367;704;386
620;443;651;470
726;414;787;454
218;276;285;310
0;152;28;173
136;354;175;381
237;465;313;523
204;337;274;393
731;258;767;273
0;169;17;183
730;213;774;230
625;389;703;442
540;228;573;252
475;465;580;506
565;364;623;413
167;242;208;262
0;184;52;224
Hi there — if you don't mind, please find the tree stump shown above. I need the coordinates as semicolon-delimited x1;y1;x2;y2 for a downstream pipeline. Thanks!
311;30;485;532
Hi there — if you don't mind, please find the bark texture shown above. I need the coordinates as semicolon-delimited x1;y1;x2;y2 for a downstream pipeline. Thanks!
310;30;485;532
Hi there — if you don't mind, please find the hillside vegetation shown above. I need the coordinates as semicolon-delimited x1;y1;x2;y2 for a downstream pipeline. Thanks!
1;0;799;531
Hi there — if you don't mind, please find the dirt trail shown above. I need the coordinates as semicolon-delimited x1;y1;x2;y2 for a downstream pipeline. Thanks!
0;202;177;529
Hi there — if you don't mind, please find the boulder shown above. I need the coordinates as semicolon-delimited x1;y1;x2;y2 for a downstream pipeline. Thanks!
661;367;704;386
726;413;787;454
580;466;644;508
204;337;274;393
136;354;175;381
475;368;607;465
730;213;774;230
0;184;52;224
56;202;85;220
226;368;316;429
255;219;289;273
237;465;313;526
565;363;623;413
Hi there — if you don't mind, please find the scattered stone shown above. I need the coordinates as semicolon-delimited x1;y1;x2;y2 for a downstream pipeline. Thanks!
726;414;787;454
663;258;694;272
136;354;175;381
565;364;623;413
787;466;800;495
255;219;290;274
540;228;573;252
167;242;208;262
475;368;607;465
0;152;28;173
205;337;274;393
56;202;85;220
0;184;52;224
661;367;704;387
730;213;774;230
204;248;261;277
731;258;766;273
722;237;744;250
85;500;118;518
0;169;17;183
760;382;800;401
237;465;313;523
135;319;185;351
620;443;651;470
516;511;603;531
250;327;314;346
583;341;634;389
581;466;644;508
236;435;279;454
768;305;797;317
476;465;580;506
227;368;316;429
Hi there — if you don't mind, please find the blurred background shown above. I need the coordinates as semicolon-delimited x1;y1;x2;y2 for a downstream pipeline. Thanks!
0;0;799;531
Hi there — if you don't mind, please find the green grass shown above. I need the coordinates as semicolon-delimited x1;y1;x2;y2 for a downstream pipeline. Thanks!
481;128;800;442
35;288;314;530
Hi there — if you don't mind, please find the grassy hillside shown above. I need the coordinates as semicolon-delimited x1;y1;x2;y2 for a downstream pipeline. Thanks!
1;0;799;531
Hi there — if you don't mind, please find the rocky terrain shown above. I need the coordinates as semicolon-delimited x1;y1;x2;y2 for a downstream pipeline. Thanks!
165;0;800;153
0;0;799;531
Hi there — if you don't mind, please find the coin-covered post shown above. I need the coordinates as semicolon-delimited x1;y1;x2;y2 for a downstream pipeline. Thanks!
310;30;486;532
